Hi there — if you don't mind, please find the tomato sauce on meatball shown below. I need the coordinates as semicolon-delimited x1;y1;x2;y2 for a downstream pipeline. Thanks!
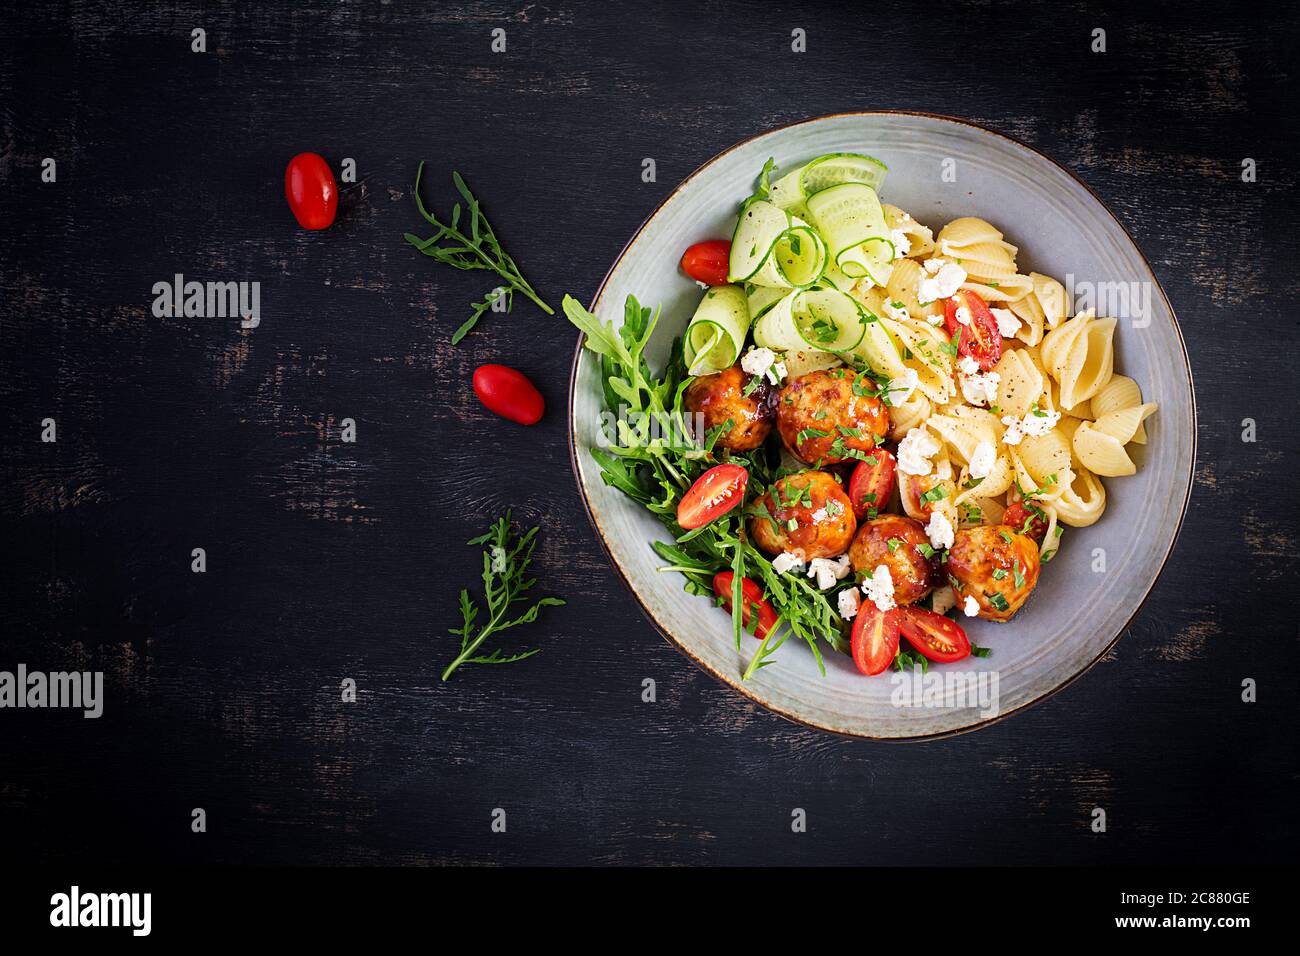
684;364;775;452
945;525;1041;622
776;368;889;465
848;514;935;605
749;470;856;560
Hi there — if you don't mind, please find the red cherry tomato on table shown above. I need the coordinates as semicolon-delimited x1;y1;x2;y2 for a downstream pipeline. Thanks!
712;571;778;639
677;464;748;530
472;364;544;425
1003;500;1049;542
851;602;901;676
680;240;731;285
847;448;897;520
943;289;1002;371
284;152;338;230
897;606;971;663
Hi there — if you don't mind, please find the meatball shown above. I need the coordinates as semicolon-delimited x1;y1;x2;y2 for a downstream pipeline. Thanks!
945;525;1041;622
684;365;774;452
848;515;935;605
776;368;890;464
749;471;856;560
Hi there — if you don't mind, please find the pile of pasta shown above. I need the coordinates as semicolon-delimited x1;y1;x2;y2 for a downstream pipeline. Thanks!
857;212;1158;553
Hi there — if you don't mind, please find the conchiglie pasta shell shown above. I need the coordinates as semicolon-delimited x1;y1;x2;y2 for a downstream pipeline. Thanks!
887;389;931;441
1072;420;1135;477
883;204;935;259
1042;312;1117;409
1089;374;1148;443
992;348;1045;419
1093;403;1158;445
884;257;943;324
879;315;955;404
1014;430;1073;497
781;348;843;379
1053;467;1107;527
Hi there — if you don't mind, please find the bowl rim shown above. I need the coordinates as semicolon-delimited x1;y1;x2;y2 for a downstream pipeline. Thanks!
565;109;1197;741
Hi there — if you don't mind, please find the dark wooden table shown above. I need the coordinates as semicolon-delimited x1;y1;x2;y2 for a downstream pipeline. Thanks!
1;0;1296;866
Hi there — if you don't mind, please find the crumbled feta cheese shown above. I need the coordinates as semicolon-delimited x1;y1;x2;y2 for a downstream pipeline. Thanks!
922;258;944;275
991;307;1021;338
882;367;920;406
897;427;941;476
1002;408;1061;445
931;586;957;616
862;564;897;612
918;262;967;304
968;440;996;479
957;355;980;376
741;346;785;385
925;312;946;327
883;299;911;323
771;551;805;575
925;510;955;551
889;228;911;259
959;368;1000;407
963;595;979;616
837;587;861;620
810;508;827;523
807;555;852;590
954;303;972;326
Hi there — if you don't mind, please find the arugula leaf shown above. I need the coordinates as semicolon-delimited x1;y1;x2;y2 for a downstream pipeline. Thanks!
442;511;565;680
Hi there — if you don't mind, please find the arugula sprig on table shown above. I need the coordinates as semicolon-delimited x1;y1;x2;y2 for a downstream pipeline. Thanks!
405;162;552;343
562;293;850;678
442;511;565;681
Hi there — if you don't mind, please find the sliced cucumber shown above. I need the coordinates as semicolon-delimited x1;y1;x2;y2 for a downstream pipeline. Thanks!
684;285;750;375
746;282;786;321
754;288;867;355
806;182;894;284
769;152;889;210
770;222;827;288
728;200;791;284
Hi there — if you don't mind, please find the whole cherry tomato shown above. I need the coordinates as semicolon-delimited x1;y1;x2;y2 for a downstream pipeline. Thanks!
712;571;778;639
677;464;748;530
472;364;544;425
1003;500;1049;542
680;240;731;285
284;152;338;230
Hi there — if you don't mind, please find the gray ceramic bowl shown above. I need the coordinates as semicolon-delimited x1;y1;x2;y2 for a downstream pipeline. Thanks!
567;112;1194;739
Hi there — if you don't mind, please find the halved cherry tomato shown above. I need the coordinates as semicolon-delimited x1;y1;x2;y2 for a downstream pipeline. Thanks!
1003;500;1049;542
284;152;338;230
898;606;971;663
677;463;747;530
943;289;1001;371
472;364;544;425
851;602;901;676
712;571;777;639
847;448;897;519
680;240;731;285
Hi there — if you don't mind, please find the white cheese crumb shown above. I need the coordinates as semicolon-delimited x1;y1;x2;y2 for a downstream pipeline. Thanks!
883;298;911;323
862;564;897;612
897;427;941;476
1002;408;1061;445
963;595;980;616
918;261;967;304
957;355;980;376
771;551;805;575
807;555;852;590
837;587;861;620
925;510;955;551
968;440;996;479
959;368;1000;407
810;508;827;523
991;307;1021;338
889;228;911;259
882;367;920;406
740;346;786;385
954;303;972;326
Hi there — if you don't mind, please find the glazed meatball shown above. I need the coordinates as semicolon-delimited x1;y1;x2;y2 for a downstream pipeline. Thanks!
776;368;890;465
749;471;856;560
945;525;1041;622
848;515;935;605
684;365;774;452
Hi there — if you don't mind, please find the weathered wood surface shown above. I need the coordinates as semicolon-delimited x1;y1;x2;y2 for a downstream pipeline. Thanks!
0;0;1296;865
